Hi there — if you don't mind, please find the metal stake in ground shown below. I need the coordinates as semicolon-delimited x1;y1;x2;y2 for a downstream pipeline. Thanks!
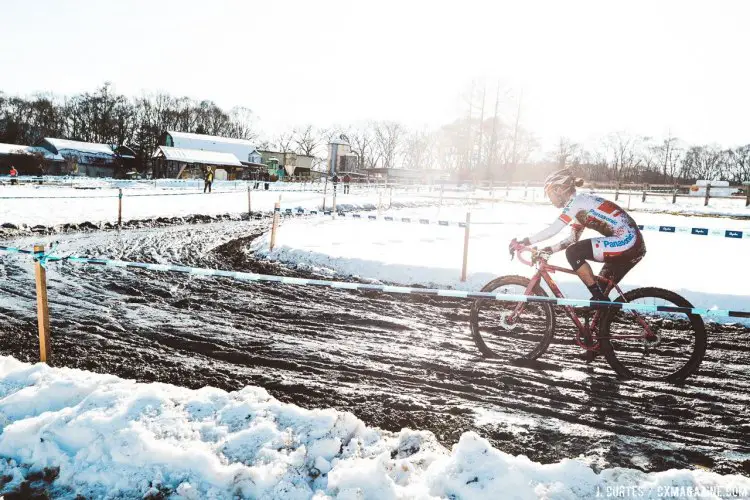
461;212;471;282
118;188;123;227
34;244;51;363
270;200;280;251
332;179;337;214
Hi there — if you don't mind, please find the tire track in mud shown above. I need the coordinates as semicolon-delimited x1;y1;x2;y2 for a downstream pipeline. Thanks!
0;220;748;476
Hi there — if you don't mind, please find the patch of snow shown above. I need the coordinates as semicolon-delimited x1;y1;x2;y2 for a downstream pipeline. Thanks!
1;357;748;499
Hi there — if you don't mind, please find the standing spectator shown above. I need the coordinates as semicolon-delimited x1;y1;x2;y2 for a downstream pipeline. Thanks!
204;166;214;193
343;174;351;194
9;165;18;185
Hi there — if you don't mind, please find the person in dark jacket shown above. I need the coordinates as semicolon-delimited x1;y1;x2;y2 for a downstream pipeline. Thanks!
204;167;214;193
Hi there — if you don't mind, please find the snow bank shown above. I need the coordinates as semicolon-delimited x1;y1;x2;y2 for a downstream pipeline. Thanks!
253;203;750;319
1;357;748;499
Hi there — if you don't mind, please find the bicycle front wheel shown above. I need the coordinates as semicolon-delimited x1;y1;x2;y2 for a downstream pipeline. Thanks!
470;275;556;360
599;287;707;383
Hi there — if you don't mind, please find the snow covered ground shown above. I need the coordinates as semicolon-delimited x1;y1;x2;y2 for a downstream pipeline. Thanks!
254;202;750;318
2;182;750;498
0;181;747;229
1;357;748;499
0;183;403;227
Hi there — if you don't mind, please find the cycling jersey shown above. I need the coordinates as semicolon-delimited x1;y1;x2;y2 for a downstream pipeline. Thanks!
528;192;644;262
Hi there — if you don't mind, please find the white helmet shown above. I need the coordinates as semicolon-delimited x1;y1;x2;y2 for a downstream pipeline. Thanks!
544;169;581;196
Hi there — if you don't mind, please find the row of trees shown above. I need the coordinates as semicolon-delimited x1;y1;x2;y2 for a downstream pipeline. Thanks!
0;83;256;167
553;134;750;186
1;83;747;184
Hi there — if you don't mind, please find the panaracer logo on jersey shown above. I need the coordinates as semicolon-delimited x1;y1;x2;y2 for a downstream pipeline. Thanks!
593;211;619;226
603;232;634;248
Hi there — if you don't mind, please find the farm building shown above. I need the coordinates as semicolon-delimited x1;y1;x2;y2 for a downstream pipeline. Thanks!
151;146;244;180
36;138;119;177
0;142;65;175
258;150;315;178
155;131;265;179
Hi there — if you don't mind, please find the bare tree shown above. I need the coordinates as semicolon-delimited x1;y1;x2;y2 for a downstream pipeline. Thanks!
681;145;727;181
402;128;435;169
227;106;258;140
347;122;377;171
604;132;644;185
293;125;323;157
727;145;750;183
273;131;295;153
552;137;580;169
373;121;404;169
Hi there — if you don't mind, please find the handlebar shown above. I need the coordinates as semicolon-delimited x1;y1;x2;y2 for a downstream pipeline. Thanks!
515;246;535;266
512;245;548;267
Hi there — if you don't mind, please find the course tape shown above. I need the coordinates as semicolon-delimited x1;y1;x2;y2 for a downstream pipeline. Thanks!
637;224;750;239
278;207;468;227
276;207;750;236
1;245;747;319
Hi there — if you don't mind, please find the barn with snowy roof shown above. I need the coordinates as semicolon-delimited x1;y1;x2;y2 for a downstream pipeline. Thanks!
36;138;119;177
0;142;65;175
154;131;264;179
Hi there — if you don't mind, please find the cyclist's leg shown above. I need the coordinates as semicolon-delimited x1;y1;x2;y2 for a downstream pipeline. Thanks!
599;234;646;287
565;240;608;300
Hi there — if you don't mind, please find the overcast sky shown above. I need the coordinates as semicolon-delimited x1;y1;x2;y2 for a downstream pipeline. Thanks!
1;0;748;150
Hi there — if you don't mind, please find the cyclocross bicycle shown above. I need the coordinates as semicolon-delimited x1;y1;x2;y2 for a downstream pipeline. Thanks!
470;245;706;383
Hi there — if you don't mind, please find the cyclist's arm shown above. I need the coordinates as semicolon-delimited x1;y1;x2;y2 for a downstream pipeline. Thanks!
549;223;584;252
528;218;567;245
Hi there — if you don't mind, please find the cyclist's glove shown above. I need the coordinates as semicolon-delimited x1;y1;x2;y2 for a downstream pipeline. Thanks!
509;237;530;256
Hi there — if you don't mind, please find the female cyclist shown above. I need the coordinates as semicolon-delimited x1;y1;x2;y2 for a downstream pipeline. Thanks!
510;169;646;301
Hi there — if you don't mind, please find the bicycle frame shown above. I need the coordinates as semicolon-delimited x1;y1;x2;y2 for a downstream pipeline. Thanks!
509;247;655;350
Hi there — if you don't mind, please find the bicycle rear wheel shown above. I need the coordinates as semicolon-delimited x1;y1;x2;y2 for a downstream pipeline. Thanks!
470;275;555;360
599;287;706;383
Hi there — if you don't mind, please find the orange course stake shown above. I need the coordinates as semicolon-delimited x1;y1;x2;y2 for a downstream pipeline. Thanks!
34;244;51;362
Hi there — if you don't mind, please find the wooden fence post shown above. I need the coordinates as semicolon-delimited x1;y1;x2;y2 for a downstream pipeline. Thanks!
506;182;510;198
247;184;253;217
641;184;648;203
524;182;528;199
117;189;123;227
746;184;750;207
615;182;620;201
322;176;328;211
461;212;471;282
34;244;51;363
704;183;711;206
270;200;280;251
672;187;678;204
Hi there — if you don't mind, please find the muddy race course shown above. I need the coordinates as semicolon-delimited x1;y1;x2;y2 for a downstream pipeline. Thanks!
1;219;749;476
